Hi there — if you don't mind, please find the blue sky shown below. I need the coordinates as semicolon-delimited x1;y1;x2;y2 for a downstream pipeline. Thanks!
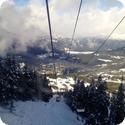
14;0;29;6
99;0;123;10
14;0;124;10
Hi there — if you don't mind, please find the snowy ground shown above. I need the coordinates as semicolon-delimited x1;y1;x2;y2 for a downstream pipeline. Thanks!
98;58;112;62
68;51;94;55
48;77;75;93
119;68;125;72
48;77;90;93
0;96;83;125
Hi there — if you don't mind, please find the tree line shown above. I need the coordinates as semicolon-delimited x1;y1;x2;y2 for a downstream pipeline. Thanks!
65;76;125;125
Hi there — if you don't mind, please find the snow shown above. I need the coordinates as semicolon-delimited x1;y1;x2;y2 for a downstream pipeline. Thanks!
77;109;85;113
84;82;90;87
106;79;121;84
97;64;107;67
98;59;112;62
119;119;125;125
0;118;7;125
119;68;125;72
97;72;104;76
19;63;25;69
0;96;83;125
48;77;75;93
111;56;122;60
38;54;48;59
48;77;90;93
68;51;94;55
95;53;99;56
101;74;113;78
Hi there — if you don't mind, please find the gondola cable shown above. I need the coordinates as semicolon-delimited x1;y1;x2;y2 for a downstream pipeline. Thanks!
69;0;83;54
45;0;57;77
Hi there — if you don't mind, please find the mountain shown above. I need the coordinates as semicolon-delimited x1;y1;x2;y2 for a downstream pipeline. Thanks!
53;37;125;51
2;37;125;75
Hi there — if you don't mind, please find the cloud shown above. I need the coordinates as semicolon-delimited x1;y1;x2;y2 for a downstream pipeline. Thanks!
118;0;125;6
47;0;125;39
0;1;47;55
0;0;7;6
0;0;125;55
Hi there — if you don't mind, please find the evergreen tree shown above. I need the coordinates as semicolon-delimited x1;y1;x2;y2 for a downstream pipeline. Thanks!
19;63;37;100
110;93;117;125
42;74;49;88
0;56;38;105
65;75;125;125
114;83;125;124
96;81;110;125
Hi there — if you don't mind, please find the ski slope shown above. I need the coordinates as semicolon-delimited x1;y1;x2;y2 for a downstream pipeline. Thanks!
0;96;83;125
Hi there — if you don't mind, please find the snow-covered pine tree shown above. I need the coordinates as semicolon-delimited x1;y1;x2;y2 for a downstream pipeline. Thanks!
40;74;52;102
0;56;38;105
96;81;110;125
0;59;6;104
114;83;125;124
19;63;37;101
72;79;83;111
42;74;49;88
110;93;117;125
3;56;19;111
86;80;97;124
65;76;112;125
86;77;110;125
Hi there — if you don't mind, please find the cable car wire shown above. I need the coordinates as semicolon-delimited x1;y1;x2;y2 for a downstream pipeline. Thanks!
45;0;57;76
45;0;55;58
69;0;83;53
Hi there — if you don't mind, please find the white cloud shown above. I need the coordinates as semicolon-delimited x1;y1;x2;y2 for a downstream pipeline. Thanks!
50;0;79;13
118;0;125;6
0;1;47;55
0;0;7;6
47;0;125;39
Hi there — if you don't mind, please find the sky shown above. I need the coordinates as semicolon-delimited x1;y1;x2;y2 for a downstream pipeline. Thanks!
0;0;125;55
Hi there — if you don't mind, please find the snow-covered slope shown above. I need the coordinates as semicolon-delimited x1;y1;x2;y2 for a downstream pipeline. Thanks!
0;96;83;125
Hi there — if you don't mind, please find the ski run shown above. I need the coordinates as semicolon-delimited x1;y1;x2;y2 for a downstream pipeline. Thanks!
0;96;83;125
